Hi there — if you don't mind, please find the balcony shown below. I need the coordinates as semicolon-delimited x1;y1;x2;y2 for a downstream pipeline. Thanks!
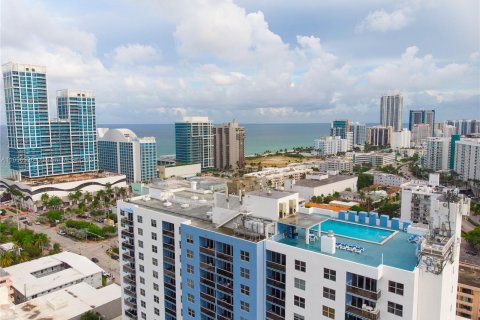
163;242;175;251
121;216;134;225
266;310;285;320
345;305;380;320
266;294;285;306
200;276;215;288
165;306;177;317
266;277;286;290
346;284;381;300
122;252;135;262
200;261;215;271
218;314;233;320
165;294;176;304
217;298;233;310
123;264;135;273
124;286;136;297
164;268;176;277
124;308;137;319
201;306;216;318
200;246;215;256
216;252;233;262
217;282;233;295
217;267;233;278
122;241;134;250
123;275;136;285
267;260;286;272
165;281;176;291
163;229;175;238
121;228;134;237
124;297;137;308
164;255;176;264
200;291;216;303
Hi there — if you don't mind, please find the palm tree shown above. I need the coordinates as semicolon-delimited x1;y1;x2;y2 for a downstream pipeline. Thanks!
16;250;29;263
34;233;49;250
118;187;127;199
0;252;15;267
41;193;50;210
84;191;92;204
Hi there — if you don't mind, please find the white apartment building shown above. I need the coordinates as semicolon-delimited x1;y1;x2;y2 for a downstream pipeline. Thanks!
373;172;406;186
314;136;349;156
423;137;451;171
314;159;353;174
4;251;103;304
391;129;411;150
284;175;358;200
411;124;431;146
454;138;480;181
244;164;313;188
371;153;395;167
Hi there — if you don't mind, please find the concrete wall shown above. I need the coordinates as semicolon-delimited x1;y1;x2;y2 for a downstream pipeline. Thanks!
159;163;202;179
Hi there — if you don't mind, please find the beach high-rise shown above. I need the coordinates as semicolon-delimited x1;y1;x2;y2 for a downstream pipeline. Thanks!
2;63;98;178
213;120;245;170
175;117;214;169
380;94;403;131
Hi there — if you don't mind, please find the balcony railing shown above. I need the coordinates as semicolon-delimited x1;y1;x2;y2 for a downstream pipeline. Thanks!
163;229;175;237
165;305;177;317
200;276;215;288
267;260;286;272
123;264;135;273
216;252;233;262
200;291;216;303
124;298;137;308
217;267;233;278
200;261;215;271
121;228;134;237
200;246;215;256
164;268;175;277
201;306;216;318
121;217;134;225
122;252;135;262
124;308;137;319
266;310;285;320
346;284;381;300
163;242;175;251
123;275;136;285
345;305;380;320
122;241;134;250
217;282;233;295
164;256;176;264
165;294;176;304
218;314;233;320
266;294;285;306
266;277;286;289
217;298;233;310
124;287;136;297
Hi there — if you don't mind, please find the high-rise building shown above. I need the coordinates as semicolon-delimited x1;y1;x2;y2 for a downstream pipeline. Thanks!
409;109;435;135
330;120;350;139
213;120;245;170
380;94;403;131
314;136;348;156
2;63;98;178
411;124;431;146
423;137;451;171
118;176;468;320
97;128;157;183
349;122;367;146
175;117;214;169
366;126;392;146
454;138;480;181
391;128;411;150
445;119;480;136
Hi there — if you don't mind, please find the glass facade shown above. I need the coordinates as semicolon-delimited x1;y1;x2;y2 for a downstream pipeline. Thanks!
175;119;213;169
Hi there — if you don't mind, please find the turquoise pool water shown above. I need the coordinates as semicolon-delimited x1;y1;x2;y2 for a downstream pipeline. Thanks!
318;220;395;244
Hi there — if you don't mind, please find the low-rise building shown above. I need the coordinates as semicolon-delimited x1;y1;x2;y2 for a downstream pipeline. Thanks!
373;172;405;186
284;175;357;201
371;153;395;167
0;268;13;303
158;163;202;179
314;159;353;173
457;263;480;319
244;164;312;188
391;128;411;150
4;251;103;304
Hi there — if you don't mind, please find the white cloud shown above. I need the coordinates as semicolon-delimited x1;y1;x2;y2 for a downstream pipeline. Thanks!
356;9;412;32
111;44;160;65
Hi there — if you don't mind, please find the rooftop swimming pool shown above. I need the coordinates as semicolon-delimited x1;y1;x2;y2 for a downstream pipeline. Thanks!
318;219;396;244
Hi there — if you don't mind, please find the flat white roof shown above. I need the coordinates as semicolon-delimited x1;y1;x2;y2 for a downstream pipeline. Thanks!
4;251;103;297
1;282;120;320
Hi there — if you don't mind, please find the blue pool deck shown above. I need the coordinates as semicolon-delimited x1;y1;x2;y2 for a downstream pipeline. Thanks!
315;219;396;244
276;217;419;271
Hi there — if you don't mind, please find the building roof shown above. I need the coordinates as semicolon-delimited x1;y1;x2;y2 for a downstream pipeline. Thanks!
0;242;16;252
458;263;480;288
247;189;295;199
1;282;121;320
279;212;328;229
293;175;356;188
4;252;103;297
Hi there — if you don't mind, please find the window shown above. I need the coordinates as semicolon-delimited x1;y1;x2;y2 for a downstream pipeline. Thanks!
138;240;143;248
139;265;144;272
295;260;306;272
186;234;194;244
152;245;158;253
187;279;194;289
153;283;159;291
140;300;146;307
388;301;403;316
138;252;144;260
322;306;335;319
323;287;335;300
240;250;250;261
293;314;305;320
241;284;250;296
153;270;158;278
187;264;194;274
140;276;145;284
154;295;159;303
241;301;250;312
152;258;158;266
294;278;305;291
152;232;157;240
154;308;160;315
137;215;143;223
188;293;195;303
389;281;404;296
140;288;145;296
188;308;195;317
324;268;336;281
141;312;146;319
138;228;143;235
294;295;305;308
187;249;194;259
151;219;157;227
240;267;250;279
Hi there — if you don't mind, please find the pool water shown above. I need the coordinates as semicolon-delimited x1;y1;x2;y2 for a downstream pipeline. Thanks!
318;219;395;244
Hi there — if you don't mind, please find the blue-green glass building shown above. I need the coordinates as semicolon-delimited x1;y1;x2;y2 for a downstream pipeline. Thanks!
175;117;213;169
2;63;98;178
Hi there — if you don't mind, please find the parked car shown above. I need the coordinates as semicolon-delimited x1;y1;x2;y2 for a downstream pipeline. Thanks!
35;221;41;225
91;257;99;263
110;254;119;260
19;216;27;220
58;231;66;236
466;250;478;256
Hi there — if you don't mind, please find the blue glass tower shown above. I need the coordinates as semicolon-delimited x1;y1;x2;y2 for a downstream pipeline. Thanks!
175;117;213;169
2;63;98;178
331;120;350;139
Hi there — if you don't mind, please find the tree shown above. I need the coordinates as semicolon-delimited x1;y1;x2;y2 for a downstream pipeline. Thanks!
41;193;50;209
357;174;374;190
0;252;15;267
48;196;62;210
16;250;30;263
464;226;480;253
45;210;64;224
80;311;101;320
84;191;92;204
49;242;62;255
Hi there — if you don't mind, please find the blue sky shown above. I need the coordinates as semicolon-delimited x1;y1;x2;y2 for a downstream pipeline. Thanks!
1;0;479;124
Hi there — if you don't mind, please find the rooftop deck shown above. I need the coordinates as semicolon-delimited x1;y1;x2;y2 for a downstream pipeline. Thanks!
274;217;419;271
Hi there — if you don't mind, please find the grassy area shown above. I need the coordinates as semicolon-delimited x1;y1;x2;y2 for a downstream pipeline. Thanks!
245;154;308;167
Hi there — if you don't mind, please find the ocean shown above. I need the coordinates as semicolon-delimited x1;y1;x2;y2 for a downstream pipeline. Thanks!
0;123;331;177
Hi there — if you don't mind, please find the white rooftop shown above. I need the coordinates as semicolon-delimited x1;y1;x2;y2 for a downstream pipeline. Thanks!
0;282;121;320
0;242;16;252
4;251;103;297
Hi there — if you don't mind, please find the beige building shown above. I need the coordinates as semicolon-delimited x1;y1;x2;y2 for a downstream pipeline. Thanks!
457;263;480;319
366;125;392;146
213;120;245;170
0;268;13;303
227;176;260;195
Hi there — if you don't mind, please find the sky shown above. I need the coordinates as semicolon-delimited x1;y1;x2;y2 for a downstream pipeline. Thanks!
1;0;479;124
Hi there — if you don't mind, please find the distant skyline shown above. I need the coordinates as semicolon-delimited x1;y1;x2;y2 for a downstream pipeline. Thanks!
1;0;479;124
